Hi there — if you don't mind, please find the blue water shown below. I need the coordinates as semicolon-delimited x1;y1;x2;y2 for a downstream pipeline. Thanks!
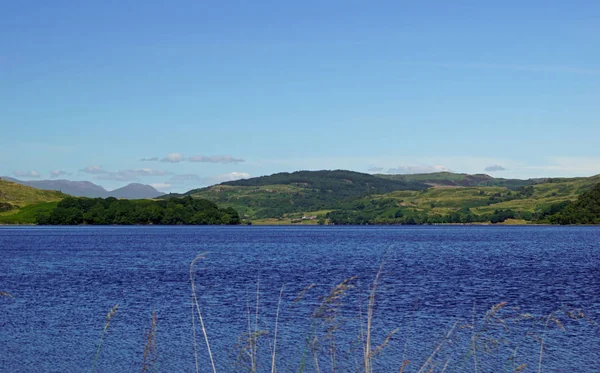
0;226;599;372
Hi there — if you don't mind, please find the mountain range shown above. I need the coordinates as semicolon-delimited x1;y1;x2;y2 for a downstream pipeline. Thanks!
1;177;163;199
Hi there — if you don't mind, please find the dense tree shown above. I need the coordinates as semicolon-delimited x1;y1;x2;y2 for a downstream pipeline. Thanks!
550;184;600;224
36;196;240;225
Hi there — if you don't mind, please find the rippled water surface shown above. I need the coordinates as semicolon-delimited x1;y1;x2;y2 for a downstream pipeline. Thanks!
1;226;599;372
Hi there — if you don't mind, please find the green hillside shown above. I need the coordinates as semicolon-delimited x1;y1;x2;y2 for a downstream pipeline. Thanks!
333;174;600;225
172;170;600;224
0;178;67;223
549;183;600;224
178;170;429;219
377;172;536;189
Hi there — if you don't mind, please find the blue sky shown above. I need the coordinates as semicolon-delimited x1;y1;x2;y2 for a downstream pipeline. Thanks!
1;1;599;192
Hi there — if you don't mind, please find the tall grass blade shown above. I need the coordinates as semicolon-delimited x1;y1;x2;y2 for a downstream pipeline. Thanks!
271;284;285;373
190;253;217;373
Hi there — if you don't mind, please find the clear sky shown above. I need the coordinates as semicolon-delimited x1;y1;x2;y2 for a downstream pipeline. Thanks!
2;1;599;192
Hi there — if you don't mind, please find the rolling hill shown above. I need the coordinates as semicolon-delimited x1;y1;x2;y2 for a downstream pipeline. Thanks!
169;170;600;224
0;178;67;223
377;172;537;189
171;170;429;219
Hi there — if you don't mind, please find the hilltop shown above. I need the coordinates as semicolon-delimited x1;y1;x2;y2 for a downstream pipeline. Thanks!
377;172;536;189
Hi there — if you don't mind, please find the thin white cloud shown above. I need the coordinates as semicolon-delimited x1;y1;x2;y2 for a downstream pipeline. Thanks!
50;169;70;178
161;153;185;163
94;168;172;182
80;165;108;174
367;166;384;173
143;153;245;164
168;174;202;184
484;165;507;172
189;155;245;164
150;183;172;191
13;170;41;178
387;165;451;174
205;172;250;185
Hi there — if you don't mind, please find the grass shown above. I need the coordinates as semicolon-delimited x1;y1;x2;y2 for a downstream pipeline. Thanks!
0;178;65;224
74;254;598;372
183;255;596;372
0;201;59;224
0;179;65;210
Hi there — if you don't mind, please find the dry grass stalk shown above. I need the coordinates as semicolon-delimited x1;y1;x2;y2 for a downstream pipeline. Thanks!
398;360;410;373
515;363;527;372
271;284;285;373
364;261;384;373
235;329;269;372
471;301;478;373
141;309;158;373
291;284;316;309
91;304;119;373
365;328;398;363
416;321;458;373
190;253;217;373
254;276;261;373
313;275;358;372
0;291;13;298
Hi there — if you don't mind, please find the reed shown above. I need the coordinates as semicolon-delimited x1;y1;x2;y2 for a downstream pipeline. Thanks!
91;303;118;373
141;309;158;373
85;254;596;372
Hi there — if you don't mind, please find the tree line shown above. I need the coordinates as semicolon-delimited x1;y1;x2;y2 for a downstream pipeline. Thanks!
36;196;241;225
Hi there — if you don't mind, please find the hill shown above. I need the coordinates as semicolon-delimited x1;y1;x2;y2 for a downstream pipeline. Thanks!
325;173;600;225
0;178;67;223
175;170;429;219
3;177;163;199
170;170;600;224
549;183;600;224
376;172;536;189
109;183;163;199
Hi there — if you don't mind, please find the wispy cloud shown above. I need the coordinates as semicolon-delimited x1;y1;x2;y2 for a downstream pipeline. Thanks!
96;168;172;182
50;169;70;178
13;170;41;178
80;166;171;182
141;153;245;164
210;171;250;183
484;165;507;172
367;166;384;173
189;155;245;164
150;183;172;191
168;174;202;184
387;165;451;174
80;165;108;174
161;153;185;163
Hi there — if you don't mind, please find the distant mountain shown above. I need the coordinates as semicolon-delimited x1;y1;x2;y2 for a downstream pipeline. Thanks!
2;177;163;199
3;177;110;198
109;183;163;199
